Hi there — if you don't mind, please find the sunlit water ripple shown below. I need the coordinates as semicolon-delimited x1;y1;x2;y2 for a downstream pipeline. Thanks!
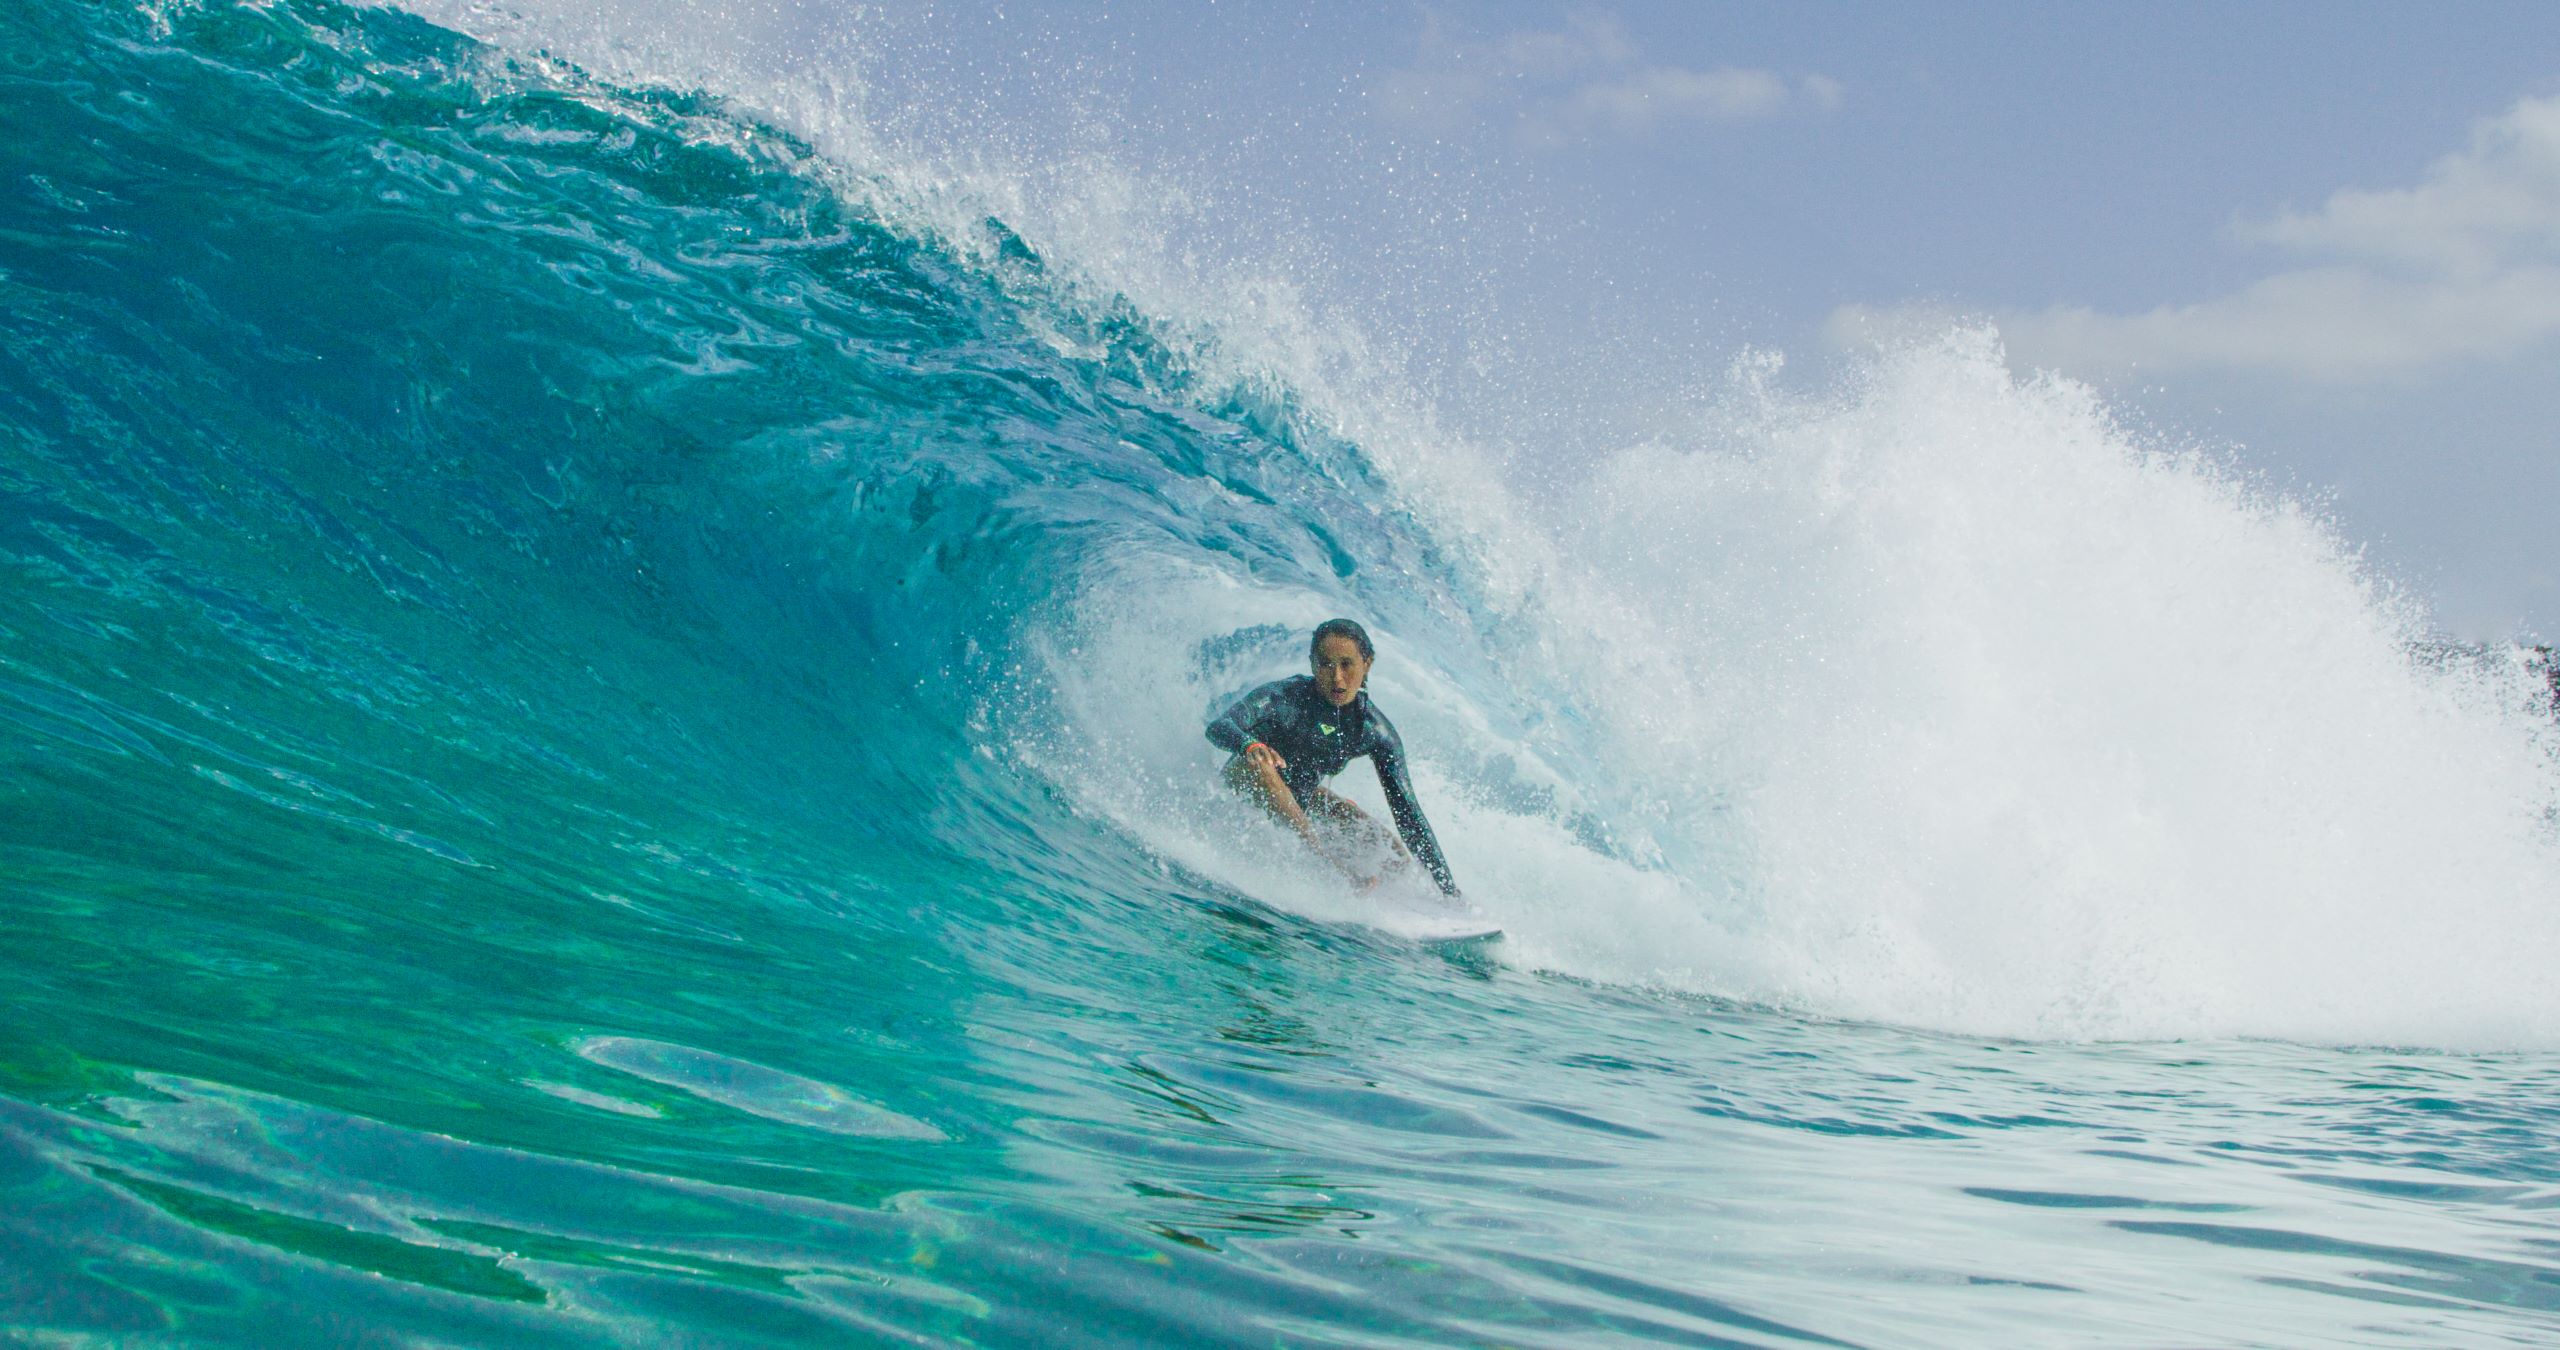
4;2;2557;1344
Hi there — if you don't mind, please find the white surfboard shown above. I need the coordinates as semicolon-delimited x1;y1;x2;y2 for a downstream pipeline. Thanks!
1364;910;1504;945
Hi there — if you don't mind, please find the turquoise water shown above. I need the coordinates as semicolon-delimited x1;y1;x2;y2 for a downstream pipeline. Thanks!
6;2;2560;1344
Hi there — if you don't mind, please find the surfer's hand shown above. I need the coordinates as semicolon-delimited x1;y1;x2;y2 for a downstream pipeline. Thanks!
1243;742;1285;775
1351;873;1381;893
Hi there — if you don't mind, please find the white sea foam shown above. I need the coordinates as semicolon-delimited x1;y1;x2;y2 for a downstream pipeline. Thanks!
1514;333;2560;1045
390;0;2560;1048
1033;331;2560;1048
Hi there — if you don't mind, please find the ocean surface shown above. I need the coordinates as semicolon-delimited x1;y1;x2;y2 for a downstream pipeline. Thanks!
7;3;2560;1344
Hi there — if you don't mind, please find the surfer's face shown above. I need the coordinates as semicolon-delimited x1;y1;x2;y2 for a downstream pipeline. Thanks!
1312;635;1370;707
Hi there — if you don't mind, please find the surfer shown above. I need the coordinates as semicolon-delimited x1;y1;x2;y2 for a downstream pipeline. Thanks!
1206;619;1461;897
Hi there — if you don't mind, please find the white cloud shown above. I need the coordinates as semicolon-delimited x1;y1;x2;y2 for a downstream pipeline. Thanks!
1490;9;1637;79
2240;95;2560;279
1852;93;2560;382
1374;12;1840;147
2017;267;2560;378
1534;65;1789;142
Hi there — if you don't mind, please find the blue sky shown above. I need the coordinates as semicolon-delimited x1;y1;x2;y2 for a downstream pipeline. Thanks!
430;1;2560;638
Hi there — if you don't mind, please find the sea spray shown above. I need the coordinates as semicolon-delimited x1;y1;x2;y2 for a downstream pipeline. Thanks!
1513;332;2560;1042
8;6;2560;1345
375;0;2560;1047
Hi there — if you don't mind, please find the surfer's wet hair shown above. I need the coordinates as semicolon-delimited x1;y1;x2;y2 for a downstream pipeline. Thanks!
1311;618;1374;662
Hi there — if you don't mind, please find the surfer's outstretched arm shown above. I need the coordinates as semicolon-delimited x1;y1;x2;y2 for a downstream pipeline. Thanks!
1369;721;1459;897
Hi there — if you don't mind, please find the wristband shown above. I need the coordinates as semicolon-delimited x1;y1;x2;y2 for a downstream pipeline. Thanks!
1244;741;1271;755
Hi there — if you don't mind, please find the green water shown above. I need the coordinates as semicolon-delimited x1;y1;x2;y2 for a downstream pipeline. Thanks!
6;2;2559;1344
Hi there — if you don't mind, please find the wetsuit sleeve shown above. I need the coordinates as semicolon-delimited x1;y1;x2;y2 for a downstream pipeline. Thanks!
1367;715;1459;897
1205;679;1290;755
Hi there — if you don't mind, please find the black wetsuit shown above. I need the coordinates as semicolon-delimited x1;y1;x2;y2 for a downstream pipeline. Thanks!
1205;675;1459;896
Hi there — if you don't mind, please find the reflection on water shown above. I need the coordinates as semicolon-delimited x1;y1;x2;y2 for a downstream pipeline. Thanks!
2;0;2556;1344
8;895;2560;1346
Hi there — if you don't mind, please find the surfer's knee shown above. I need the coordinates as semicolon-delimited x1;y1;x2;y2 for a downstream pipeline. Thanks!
1307;788;1362;826
1224;753;1283;803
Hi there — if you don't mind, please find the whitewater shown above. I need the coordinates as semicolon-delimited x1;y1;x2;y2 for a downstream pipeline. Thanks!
4;2;2558;1344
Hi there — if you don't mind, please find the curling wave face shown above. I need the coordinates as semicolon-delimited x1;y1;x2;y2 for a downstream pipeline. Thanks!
5;2;2560;1344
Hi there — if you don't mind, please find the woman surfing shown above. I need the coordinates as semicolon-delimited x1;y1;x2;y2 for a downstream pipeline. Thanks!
1205;619;1461;898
